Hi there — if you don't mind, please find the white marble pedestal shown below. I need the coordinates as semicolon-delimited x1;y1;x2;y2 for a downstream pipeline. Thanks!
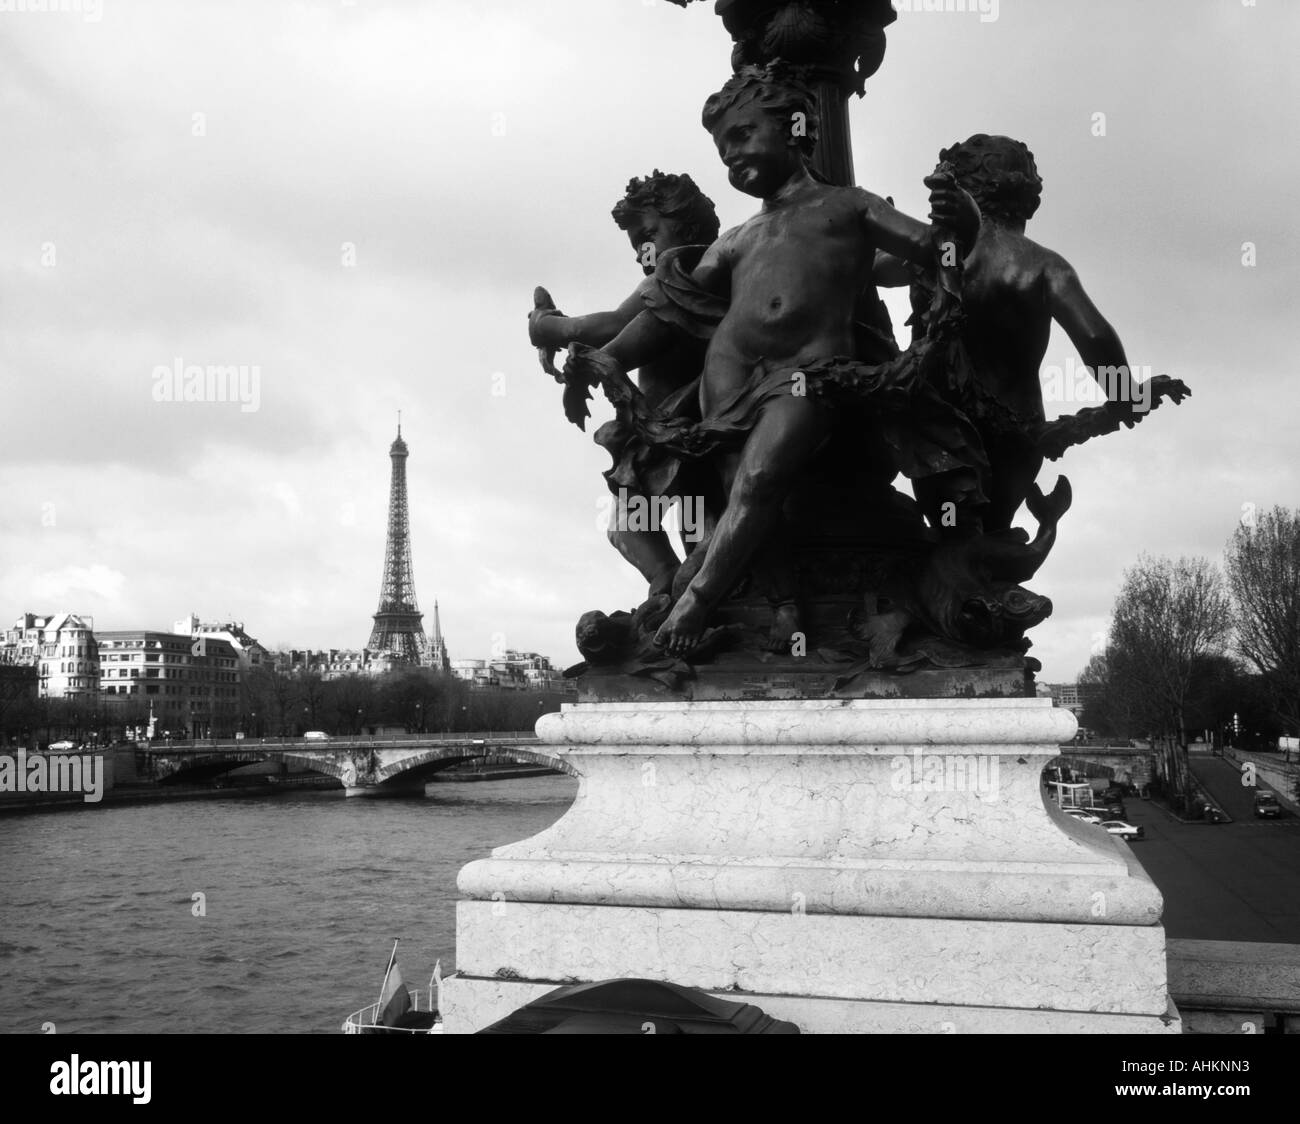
442;698;1180;1033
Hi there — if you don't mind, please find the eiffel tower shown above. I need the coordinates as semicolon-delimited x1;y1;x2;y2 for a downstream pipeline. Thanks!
367;419;432;664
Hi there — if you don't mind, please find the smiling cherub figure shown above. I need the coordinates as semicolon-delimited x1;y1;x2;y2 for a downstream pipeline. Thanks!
569;64;984;655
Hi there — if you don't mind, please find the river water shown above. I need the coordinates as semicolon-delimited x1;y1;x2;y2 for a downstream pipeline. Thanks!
0;776;579;1034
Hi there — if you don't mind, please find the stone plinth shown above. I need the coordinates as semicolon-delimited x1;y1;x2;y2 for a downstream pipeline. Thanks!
442;698;1180;1033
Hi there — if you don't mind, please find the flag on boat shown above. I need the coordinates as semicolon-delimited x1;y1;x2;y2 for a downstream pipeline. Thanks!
378;951;411;1027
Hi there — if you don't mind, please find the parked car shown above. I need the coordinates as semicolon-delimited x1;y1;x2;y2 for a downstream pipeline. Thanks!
1101;821;1144;840
1086;799;1127;819
1254;792;1282;819
1065;809;1103;825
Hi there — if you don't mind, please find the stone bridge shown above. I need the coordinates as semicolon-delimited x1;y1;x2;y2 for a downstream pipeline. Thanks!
1054;743;1156;788
141;734;572;797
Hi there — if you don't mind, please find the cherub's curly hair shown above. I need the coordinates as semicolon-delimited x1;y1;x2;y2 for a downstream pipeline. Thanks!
939;135;1043;224
700;62;819;159
611;170;721;245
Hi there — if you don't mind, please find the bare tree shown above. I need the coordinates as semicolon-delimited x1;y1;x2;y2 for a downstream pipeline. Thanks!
1078;648;1160;742
248;661;300;737
1108;555;1231;811
298;671;328;730
328;674;376;735
1225;506;1300;754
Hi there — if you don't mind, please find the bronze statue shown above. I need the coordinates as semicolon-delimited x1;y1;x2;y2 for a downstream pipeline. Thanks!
876;135;1191;532
535;68;1190;697
529;172;722;598
567;65;983;656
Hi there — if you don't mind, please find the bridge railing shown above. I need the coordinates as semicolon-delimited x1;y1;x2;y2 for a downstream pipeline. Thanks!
140;731;542;753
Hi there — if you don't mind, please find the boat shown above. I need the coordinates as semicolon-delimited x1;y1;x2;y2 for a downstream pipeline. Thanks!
342;940;443;1034
341;992;442;1034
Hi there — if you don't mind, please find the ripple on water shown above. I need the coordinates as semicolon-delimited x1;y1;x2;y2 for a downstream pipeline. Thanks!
0;776;577;1032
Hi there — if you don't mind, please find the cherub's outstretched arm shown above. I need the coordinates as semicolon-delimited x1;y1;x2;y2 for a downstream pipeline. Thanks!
558;237;731;428
529;285;650;350
601;310;677;371
869;192;918;290
603;235;732;371
860;174;980;269
872;250;914;289
1039;254;1191;459
1047;255;1142;407
861;193;939;266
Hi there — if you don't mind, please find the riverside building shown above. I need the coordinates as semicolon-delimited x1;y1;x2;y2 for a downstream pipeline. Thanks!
97;630;240;738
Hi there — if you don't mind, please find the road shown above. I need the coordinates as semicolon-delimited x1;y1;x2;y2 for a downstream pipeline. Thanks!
142;731;540;753
1113;748;1300;943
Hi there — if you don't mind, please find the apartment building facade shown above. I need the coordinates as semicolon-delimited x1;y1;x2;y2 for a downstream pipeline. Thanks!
451;651;568;692
1;612;100;698
98;630;241;737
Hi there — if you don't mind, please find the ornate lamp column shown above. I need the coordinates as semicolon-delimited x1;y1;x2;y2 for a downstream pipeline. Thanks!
666;0;897;186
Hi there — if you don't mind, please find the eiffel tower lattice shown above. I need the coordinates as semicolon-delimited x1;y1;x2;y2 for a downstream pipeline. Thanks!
368;421;431;664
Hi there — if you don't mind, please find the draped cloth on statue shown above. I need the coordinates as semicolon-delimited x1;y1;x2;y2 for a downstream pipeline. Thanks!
572;244;989;504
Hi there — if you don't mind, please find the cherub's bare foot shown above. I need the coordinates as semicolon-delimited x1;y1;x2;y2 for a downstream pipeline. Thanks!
653;588;709;656
763;601;801;654
648;564;678;600
863;609;911;666
670;546;707;602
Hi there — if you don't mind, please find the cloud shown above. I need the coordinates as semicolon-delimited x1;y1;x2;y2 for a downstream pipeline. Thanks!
29;564;126;606
2;1;1297;680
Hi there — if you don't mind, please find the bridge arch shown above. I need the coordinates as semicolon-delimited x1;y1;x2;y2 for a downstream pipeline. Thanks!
369;745;578;786
144;738;578;792
154;751;269;785
279;753;351;782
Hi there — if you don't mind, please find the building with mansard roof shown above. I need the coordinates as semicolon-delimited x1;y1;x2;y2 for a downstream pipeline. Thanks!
1;612;100;698
173;614;270;677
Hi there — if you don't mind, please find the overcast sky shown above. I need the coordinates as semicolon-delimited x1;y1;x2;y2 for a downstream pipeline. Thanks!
1;0;1296;680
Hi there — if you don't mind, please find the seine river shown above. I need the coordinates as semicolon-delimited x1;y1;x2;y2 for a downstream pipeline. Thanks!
0;777;579;1034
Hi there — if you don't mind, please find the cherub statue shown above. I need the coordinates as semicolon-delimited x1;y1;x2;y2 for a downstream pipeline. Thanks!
566;64;986;655
528;172;722;597
876;134;1191;532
